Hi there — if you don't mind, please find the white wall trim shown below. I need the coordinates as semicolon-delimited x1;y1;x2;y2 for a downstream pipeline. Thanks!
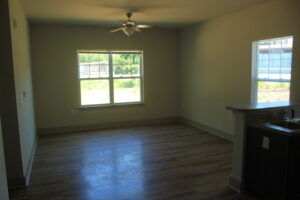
180;117;233;141
24;137;37;186
229;175;243;193
38;116;180;135
38;116;234;142
251;41;258;104
7;138;37;189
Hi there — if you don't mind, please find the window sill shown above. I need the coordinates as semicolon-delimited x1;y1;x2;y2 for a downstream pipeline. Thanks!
79;102;145;110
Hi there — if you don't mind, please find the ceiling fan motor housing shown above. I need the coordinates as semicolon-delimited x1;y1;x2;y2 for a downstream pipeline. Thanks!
126;12;132;19
123;20;136;27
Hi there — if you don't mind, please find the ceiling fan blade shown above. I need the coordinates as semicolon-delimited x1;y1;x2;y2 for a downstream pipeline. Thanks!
122;28;135;36
99;25;121;29
136;24;159;29
110;27;124;32
133;27;143;32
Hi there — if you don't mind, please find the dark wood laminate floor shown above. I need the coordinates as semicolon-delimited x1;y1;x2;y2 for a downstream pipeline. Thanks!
11;123;252;200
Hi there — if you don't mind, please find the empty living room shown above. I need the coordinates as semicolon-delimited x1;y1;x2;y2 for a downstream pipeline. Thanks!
1;0;300;199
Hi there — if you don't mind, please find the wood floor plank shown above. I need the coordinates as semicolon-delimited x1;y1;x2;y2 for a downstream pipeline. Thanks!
10;123;253;200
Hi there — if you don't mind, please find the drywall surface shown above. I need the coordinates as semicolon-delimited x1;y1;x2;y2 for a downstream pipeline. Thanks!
31;25;180;129
0;119;9;200
0;0;24;181
180;0;300;134
9;0;37;179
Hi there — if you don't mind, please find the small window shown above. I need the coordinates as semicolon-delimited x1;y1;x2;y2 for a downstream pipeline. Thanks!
78;51;144;107
251;36;293;103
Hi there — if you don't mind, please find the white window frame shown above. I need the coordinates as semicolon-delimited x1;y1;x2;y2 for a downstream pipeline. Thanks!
251;36;293;104
77;50;144;108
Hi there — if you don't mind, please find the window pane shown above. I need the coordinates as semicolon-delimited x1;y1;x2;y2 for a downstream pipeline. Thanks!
113;54;141;64
114;79;141;103
113;54;141;77
79;53;109;78
80;80;110;105
282;37;293;48
113;64;141;77
256;37;293;82
257;81;290;103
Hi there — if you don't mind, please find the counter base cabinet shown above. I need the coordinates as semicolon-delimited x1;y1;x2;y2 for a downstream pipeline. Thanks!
245;126;300;200
287;137;300;199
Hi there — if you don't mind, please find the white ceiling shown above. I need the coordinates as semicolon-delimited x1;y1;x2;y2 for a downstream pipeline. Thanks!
20;0;273;27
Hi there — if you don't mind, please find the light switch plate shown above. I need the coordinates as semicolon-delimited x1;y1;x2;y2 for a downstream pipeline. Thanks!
262;136;270;149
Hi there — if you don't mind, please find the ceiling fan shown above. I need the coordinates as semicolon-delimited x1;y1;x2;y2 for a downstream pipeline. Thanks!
110;12;158;36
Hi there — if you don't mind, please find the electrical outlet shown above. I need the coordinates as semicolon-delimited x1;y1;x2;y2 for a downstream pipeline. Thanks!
262;136;270;149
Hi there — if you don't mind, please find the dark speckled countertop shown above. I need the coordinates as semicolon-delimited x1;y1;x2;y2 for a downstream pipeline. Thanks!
226;101;300;112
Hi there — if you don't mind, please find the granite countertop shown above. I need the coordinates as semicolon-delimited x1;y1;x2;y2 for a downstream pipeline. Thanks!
226;101;300;112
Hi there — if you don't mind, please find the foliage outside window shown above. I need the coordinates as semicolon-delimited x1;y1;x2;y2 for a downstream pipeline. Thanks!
78;51;143;106
252;36;293;103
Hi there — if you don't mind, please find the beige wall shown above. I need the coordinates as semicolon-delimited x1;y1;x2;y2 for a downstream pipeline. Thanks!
0;0;24;182
0;0;36;187
30;25;180;129
180;0;300;135
9;0;37;180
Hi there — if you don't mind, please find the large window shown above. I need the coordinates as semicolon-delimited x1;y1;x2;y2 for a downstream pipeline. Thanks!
78;51;143;107
251;36;293;103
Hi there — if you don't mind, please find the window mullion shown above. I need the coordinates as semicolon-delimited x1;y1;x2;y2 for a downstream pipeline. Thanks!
109;53;114;104
254;42;259;103
140;52;144;103
251;42;259;104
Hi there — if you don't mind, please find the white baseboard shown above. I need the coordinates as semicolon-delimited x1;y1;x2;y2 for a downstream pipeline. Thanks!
24;138;37;186
229;175;243;193
7;137;37;190
180;117;233;141
38;116;181;135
